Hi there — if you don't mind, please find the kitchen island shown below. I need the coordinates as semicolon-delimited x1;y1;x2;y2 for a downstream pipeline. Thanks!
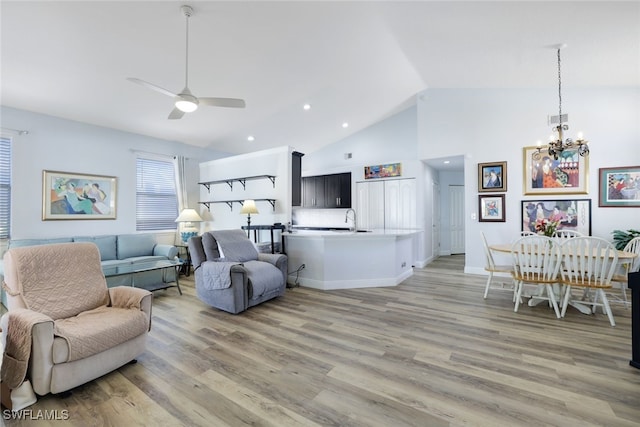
284;229;420;290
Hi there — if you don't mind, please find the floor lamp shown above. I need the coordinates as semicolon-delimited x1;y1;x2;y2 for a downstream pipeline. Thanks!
240;199;259;238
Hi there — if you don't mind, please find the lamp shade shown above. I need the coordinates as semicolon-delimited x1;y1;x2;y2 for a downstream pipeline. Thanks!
240;200;259;215
175;208;203;223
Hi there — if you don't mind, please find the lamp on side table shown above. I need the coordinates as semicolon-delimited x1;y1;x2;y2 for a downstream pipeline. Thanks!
175;208;203;244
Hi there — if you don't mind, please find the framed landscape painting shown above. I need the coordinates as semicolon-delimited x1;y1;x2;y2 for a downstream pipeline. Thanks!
478;194;505;222
42;170;117;220
521;199;591;236
478;161;507;192
598;166;640;207
523;146;588;195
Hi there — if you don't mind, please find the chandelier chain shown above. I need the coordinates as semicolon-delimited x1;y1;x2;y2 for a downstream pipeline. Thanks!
557;48;562;124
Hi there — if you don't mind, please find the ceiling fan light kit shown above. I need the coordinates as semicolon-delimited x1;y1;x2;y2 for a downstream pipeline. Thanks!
127;4;245;119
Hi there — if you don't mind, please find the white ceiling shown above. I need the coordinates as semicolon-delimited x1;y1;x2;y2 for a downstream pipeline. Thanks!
2;1;638;156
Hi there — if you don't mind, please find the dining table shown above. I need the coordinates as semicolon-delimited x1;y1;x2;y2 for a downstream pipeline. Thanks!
489;242;639;314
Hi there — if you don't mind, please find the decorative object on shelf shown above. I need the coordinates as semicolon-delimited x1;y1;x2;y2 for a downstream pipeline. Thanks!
599;166;640;207
364;163;401;180
42;170;117;220
533;44;589;161
175;208;203;243
534;218;559;237
523;145;588;195
240;199;259;238
478;161;507;193
521;199;591;236
478;194;505;222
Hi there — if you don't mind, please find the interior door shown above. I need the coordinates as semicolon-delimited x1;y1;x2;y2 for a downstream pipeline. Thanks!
432;181;440;257
449;185;465;254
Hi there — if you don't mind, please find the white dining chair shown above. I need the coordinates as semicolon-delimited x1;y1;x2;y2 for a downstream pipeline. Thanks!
610;236;640;308
480;231;514;299
559;237;619;326
553;229;584;239
511;235;563;318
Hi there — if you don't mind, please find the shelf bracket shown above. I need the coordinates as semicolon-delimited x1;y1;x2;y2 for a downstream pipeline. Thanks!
225;201;234;211
200;202;211;211
267;199;276;211
268;176;276;187
238;178;247;190
225;180;233;191
202;183;211;193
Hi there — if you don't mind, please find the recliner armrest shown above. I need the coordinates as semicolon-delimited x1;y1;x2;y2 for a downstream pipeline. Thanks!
108;287;152;330
258;253;288;284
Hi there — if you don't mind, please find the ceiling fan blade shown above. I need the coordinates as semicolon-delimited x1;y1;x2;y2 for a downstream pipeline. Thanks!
127;77;177;98
199;97;246;108
168;107;185;120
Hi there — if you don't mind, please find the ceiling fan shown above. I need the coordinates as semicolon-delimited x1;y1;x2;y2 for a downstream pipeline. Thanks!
127;5;245;120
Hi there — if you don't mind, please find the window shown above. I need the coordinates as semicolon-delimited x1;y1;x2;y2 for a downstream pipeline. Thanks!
0;137;11;239
136;156;178;231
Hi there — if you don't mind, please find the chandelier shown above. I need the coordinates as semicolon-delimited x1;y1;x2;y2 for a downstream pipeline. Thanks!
534;45;589;161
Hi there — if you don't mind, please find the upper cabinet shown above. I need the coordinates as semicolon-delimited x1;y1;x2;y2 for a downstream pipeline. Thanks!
302;172;351;208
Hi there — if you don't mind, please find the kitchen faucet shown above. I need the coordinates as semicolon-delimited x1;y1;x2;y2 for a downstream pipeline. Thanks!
345;208;357;232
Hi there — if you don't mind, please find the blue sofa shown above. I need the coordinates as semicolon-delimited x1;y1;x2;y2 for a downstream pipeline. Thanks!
1;234;178;307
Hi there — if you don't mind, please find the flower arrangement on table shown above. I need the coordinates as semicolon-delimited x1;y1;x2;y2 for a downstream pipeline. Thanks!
534;218;560;237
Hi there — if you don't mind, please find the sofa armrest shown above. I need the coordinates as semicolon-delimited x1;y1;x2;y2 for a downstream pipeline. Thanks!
153;244;178;259
108;287;152;330
258;253;288;284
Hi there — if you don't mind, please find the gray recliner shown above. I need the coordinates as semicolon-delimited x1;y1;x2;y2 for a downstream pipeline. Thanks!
188;229;287;314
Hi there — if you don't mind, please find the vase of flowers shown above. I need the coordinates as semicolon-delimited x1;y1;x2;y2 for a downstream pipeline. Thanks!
535;218;560;237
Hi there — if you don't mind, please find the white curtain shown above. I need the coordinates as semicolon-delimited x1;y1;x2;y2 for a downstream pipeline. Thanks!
173;155;188;211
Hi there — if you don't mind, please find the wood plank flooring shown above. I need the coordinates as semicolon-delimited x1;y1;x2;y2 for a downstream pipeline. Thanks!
4;255;640;426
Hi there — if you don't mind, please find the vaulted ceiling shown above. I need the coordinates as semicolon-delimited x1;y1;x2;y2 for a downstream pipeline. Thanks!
2;1;638;155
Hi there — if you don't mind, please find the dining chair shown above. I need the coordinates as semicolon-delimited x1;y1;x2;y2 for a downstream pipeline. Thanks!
610;236;640;308
480;231;514;299
559;237;619;326
511;235;563;318
553;229;583;239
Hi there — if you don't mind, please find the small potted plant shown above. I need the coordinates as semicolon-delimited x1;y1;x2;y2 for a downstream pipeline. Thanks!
612;229;640;250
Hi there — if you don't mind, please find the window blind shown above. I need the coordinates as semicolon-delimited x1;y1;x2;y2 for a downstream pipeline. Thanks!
0;137;11;239
136;156;178;231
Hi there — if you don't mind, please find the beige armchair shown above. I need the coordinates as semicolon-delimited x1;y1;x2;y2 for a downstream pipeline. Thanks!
1;242;152;396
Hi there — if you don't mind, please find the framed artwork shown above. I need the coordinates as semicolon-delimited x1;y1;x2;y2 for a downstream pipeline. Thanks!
598;166;640;207
523;146;589;195
521;199;591;236
478;161;507;192
42;170;117;220
364;163;401;179
478;194;505;222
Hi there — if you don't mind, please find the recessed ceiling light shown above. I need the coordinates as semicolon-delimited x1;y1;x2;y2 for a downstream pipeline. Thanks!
303;104;311;110
444;160;450;164
342;122;349;128
247;135;255;142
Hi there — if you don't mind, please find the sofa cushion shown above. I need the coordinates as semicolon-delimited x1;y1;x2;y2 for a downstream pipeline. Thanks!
73;235;117;261
126;255;168;264
9;238;73;249
244;260;283;298
117;234;155;260
201;233;221;261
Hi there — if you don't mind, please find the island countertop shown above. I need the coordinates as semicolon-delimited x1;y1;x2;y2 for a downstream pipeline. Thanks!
283;229;422;290
284;228;421;237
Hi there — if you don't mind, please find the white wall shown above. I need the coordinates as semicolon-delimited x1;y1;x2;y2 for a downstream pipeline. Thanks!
2;106;228;242
418;87;640;274
198;146;294;242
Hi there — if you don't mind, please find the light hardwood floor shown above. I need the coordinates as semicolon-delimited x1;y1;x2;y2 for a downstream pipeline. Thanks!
4;255;640;426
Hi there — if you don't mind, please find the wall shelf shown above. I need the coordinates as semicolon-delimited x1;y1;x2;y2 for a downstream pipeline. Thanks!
199;198;276;212
199;175;276;192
